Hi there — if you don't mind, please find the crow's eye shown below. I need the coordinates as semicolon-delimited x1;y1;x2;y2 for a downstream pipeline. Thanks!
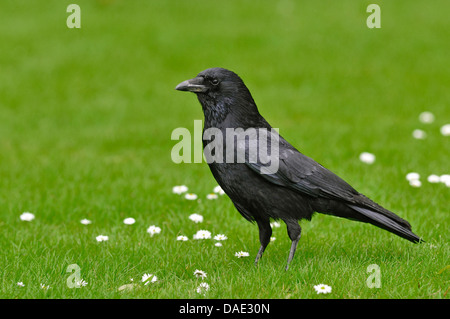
210;78;219;86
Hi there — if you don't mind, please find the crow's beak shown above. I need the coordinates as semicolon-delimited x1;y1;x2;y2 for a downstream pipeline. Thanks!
175;77;208;93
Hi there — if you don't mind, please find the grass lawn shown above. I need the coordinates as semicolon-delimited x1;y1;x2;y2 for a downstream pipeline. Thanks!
0;1;448;299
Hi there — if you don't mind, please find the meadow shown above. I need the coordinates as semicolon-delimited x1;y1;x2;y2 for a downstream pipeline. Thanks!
0;1;448;299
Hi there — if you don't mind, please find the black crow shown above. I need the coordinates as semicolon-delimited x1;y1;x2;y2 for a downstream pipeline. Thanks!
175;67;422;270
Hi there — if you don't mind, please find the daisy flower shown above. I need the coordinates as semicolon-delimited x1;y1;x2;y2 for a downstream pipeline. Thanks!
409;179;422;188
193;230;211;240
359;152;376;164
141;273;158;285
80;219;92;225
17;282;25;287
213;234;228;241
40;283;51;290
235;251;250;258
96;235;109;242
419;111;435;124
189;213;203;223
270;237;276;242
185;193;198;200
441;124;450;136
406;172;420;181
20;212;35;222
213;185;225;195
172;185;188;194
270;221;281;228
123;217;136;225
147;225;161;237
412;129;426;140
196;282;210;295
194;269;207;279
215;242;223;247
76;279;88;287
314;284;332;294
206;193;218;200
177;235;189;241
427;175;440;183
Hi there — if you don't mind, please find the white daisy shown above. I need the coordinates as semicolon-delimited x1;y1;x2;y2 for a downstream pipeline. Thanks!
196;282;210;295
215;242;223;247
194;269;207;279
409;179;422;188
147;225;161;237
141;273;158;285
80;219;92;225
213;234;228;241
412;129;426;139
419;111;435;124
206;193;218;200
76;279;88;287
177;235;189;241
172;185;188;194
189;213;203;223
40;283;51;290
359;152;376;164
406;172;420;181
193;230;211;240
185;193;198;200
270;237;276;242
427;175;440;183
17;282;25;287
441;124;450;136
270;221;281;228
20;212;35;222
314;284;332;294
235;251;250;258
96;235;109;242
123;217;136;225
213;185;225;195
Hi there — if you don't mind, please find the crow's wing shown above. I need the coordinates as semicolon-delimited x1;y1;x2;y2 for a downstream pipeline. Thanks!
242;134;359;203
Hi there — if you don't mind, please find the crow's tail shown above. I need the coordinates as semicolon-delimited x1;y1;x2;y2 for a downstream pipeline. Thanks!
348;204;423;243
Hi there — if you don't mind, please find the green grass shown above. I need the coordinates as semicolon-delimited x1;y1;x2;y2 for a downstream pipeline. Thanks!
0;0;448;299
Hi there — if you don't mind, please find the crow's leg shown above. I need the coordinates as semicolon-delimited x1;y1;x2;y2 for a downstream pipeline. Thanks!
254;219;272;266
284;220;302;271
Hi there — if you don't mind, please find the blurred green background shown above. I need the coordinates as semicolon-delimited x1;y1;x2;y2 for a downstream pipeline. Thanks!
0;0;448;298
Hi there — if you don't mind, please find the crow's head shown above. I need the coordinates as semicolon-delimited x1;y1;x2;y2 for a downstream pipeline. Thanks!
175;67;259;124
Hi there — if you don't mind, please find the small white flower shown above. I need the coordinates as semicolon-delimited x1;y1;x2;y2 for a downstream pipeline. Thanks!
196;282;210;295
193;230;211;240
194;269;207;279
20;212;35;222
270;221;281;228
441;124;450;136
409;179;422;188
177;235;189;241
76;279;88;287
419;111;435;124
314;284;332;294
96;235;109;242
40;283;51;290
412;129;427;140
147;225;161;237
123;217;136;225
185;193;198;200
213;185;225;195
206;193;218;200
359;152;376;164
141;273;158;285
213;234;228;241
406;172;420;181
80;219;92;225
235;251;250;258
189;213;203;223
215;242;223;247
172;185;188;194
17;282;25;287
270;237;276;242
427;175;440;183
